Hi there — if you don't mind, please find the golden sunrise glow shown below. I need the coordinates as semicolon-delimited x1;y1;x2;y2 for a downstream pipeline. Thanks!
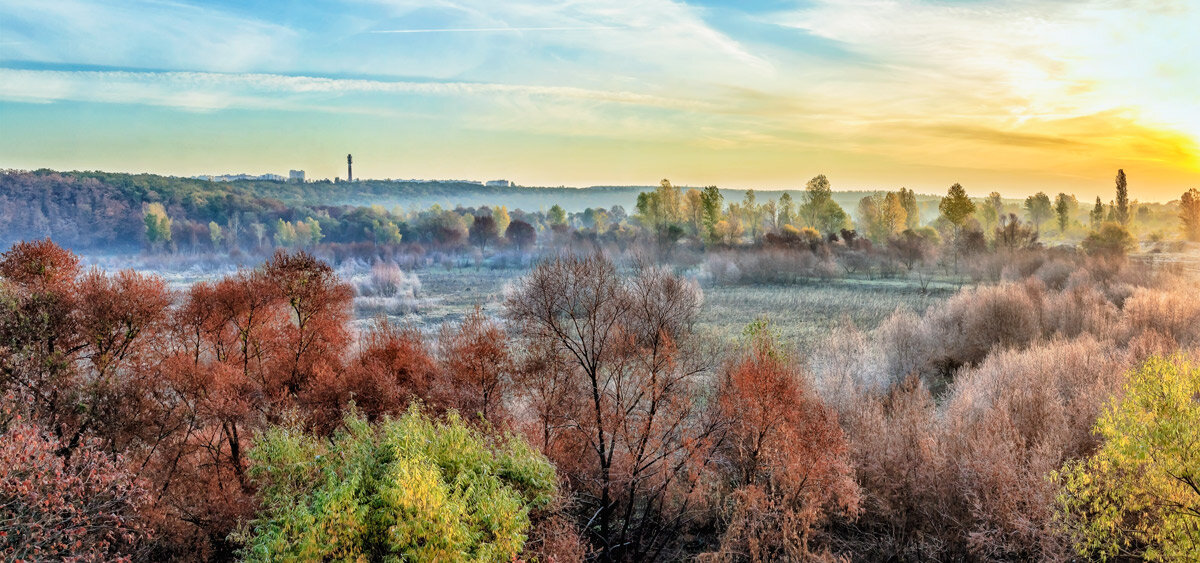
0;0;1197;198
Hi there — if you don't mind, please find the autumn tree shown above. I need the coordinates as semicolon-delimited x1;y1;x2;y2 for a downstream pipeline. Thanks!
1055;356;1200;562
0;421;151;561
890;229;935;270
309;318;440;432
493;205;511;238
505;219;537;251
469;214;499;251
144;202;172;249
683;188;705;236
705;324;860;561
0;240;81;419
856;195;882;243
505;254;716;560
262;250;353;397
994;213;1039;251
438;307;512;424
741;189;762;241
898;187;920;229
1179;188;1200;242
881;191;907;237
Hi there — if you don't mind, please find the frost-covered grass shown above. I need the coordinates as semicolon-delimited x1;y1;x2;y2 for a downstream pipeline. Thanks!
699;279;954;354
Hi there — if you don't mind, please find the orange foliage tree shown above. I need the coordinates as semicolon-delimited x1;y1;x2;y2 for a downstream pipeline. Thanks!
705;324;860;561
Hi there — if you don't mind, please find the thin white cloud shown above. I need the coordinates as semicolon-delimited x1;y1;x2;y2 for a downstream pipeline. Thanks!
359;0;775;77
0;68;716;113
370;26;627;33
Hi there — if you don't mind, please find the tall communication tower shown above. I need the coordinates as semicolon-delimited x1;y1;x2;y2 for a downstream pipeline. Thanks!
347;154;353;182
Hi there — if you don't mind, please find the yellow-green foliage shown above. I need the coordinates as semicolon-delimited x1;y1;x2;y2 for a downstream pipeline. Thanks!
239;406;557;562
1054;356;1200;562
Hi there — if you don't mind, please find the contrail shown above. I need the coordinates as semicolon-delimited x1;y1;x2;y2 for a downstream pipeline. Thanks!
370;26;625;33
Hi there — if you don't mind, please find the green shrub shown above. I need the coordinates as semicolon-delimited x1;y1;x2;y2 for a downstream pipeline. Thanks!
238;406;557;562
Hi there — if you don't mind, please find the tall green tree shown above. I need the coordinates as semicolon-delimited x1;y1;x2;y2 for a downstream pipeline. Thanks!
1054;193;1074;234
700;186;724;244
801;174;833;227
939;183;976;274
981;192;1003;233
778;192;795;227
898;187;920;229
741;189;761;240
1024;192;1053;233
547;204;567;226
1090;196;1105;229
938;183;976;234
817;200;850;237
1115;169;1129;225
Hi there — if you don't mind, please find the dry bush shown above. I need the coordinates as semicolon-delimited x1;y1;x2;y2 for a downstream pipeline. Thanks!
836;377;947;560
939;338;1131;560
1033;258;1077;291
1120;282;1200;349
840;339;1132;561
819;252;1200;561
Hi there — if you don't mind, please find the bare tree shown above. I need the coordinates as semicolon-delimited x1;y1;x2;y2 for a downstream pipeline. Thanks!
505;254;717;560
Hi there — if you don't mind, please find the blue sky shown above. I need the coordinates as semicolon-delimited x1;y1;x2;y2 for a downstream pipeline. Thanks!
1;0;1197;199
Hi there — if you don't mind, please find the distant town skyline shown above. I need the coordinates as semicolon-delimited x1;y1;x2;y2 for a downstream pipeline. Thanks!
1;0;1198;201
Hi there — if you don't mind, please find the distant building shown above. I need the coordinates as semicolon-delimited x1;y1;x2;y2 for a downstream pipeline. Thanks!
192;173;286;182
289;170;305;183
485;179;512;187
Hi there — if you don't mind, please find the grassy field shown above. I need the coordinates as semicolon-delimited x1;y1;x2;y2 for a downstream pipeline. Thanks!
86;253;962;350
698;279;955;354
370;266;955;354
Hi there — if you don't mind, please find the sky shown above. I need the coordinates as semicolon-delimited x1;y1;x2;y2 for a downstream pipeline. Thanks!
1;0;1198;200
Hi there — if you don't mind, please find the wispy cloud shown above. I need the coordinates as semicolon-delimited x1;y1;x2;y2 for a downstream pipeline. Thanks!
369;26;627;33
0;68;714;111
0;0;298;73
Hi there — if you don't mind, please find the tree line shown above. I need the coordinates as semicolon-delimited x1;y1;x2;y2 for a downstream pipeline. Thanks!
3;170;1196;261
